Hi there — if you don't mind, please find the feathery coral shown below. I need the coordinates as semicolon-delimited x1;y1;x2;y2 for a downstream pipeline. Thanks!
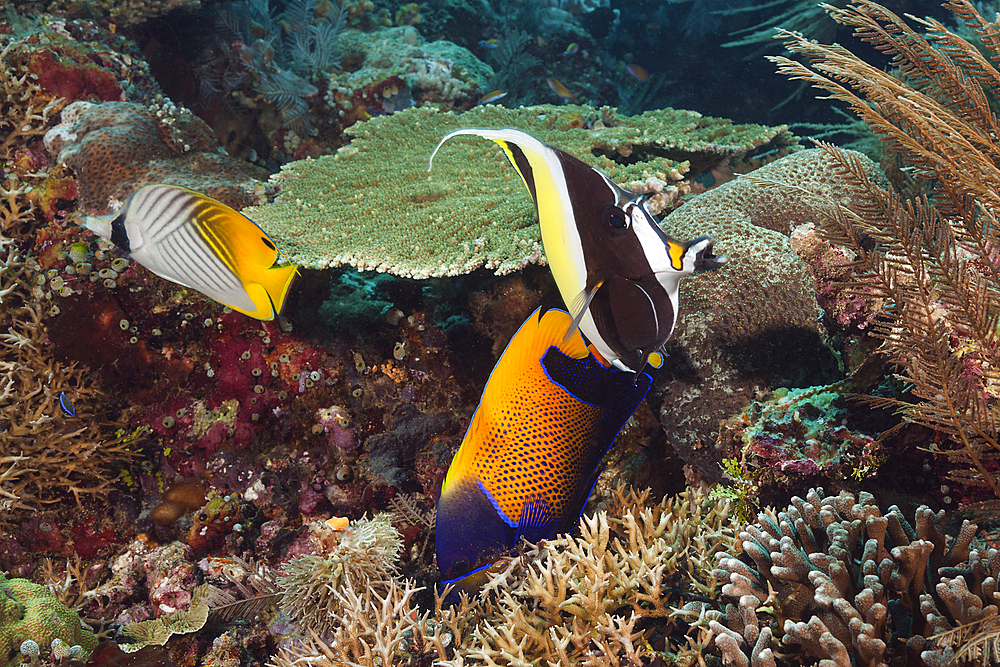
276;514;403;637
770;0;1000;500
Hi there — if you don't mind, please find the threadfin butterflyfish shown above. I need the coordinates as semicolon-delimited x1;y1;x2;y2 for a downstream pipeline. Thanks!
429;129;726;374
82;184;298;320
435;307;651;588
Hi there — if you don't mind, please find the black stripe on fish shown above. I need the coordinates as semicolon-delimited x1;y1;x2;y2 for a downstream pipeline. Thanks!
496;141;537;206
110;210;130;252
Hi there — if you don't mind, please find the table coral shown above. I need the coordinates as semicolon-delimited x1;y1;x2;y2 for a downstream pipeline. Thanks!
653;148;886;481
247;103;794;278
0;574;98;667
43;99;268;213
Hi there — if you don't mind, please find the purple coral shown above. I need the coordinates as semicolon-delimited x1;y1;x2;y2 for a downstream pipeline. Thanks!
315;405;359;452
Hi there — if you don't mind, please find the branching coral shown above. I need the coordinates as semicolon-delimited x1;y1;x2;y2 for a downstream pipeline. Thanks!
710;487;983;667
0;42;67;161
267;485;738;666
462;486;738;664
768;0;1000;500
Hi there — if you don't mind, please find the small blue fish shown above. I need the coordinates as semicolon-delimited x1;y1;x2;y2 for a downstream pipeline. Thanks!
59;391;75;417
478;38;499;49
564;42;579;56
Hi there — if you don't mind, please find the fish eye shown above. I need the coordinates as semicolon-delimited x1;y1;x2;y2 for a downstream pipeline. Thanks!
452;559;469;576
602;206;628;229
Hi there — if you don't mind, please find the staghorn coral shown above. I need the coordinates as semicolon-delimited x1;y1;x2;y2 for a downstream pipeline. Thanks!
0;43;67;161
266;485;739;666
710;487;981;667
44;99;269;213
768;0;1000;500
457;485;740;665
0;174;142;515
247;103;794;278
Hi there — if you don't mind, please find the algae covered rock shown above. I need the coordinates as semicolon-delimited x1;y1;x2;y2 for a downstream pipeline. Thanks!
654;148;883;480
0;574;97;667
249;103;794;278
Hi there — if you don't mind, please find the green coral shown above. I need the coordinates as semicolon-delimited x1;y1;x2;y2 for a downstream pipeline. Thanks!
0;574;97;667
120;585;209;652
249;104;795;278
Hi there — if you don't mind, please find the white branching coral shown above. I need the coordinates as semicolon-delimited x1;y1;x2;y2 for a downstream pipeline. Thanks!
267;486;738;667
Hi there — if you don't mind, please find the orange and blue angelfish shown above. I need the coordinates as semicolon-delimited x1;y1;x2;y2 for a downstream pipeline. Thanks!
81;184;299;321
435;307;651;590
546;77;575;100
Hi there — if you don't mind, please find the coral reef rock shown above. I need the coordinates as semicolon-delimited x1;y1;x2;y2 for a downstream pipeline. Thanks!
654;148;882;479
44;100;268;213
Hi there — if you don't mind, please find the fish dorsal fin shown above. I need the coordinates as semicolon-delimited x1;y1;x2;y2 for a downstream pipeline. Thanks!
430;128;543;207
82;213;114;244
489;307;590;389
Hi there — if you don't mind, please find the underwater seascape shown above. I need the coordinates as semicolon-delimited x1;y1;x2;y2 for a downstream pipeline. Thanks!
5;0;1000;664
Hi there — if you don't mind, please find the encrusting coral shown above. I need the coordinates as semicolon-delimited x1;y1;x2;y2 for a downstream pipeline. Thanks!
247;103;794;278
653;147;882;480
44;100;269;213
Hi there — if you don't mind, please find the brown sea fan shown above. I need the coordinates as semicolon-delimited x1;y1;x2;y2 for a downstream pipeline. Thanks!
770;0;1000;499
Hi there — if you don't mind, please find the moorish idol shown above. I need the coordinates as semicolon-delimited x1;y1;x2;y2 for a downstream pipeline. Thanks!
435;307;651;589
82;184;298;320
430;129;726;373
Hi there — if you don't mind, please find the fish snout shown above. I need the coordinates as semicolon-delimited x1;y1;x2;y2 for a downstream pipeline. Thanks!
692;238;726;273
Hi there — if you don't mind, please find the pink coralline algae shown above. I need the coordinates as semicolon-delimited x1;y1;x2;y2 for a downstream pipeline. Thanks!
93;539;199;622
728;385;881;485
315;405;359;452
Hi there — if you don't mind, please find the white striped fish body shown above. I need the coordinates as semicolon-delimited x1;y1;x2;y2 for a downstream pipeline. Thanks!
84;184;298;320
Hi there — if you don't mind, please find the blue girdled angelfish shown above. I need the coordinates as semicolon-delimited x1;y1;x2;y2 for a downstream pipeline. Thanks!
435;307;651;588
429;129;726;374
82;184;298;321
